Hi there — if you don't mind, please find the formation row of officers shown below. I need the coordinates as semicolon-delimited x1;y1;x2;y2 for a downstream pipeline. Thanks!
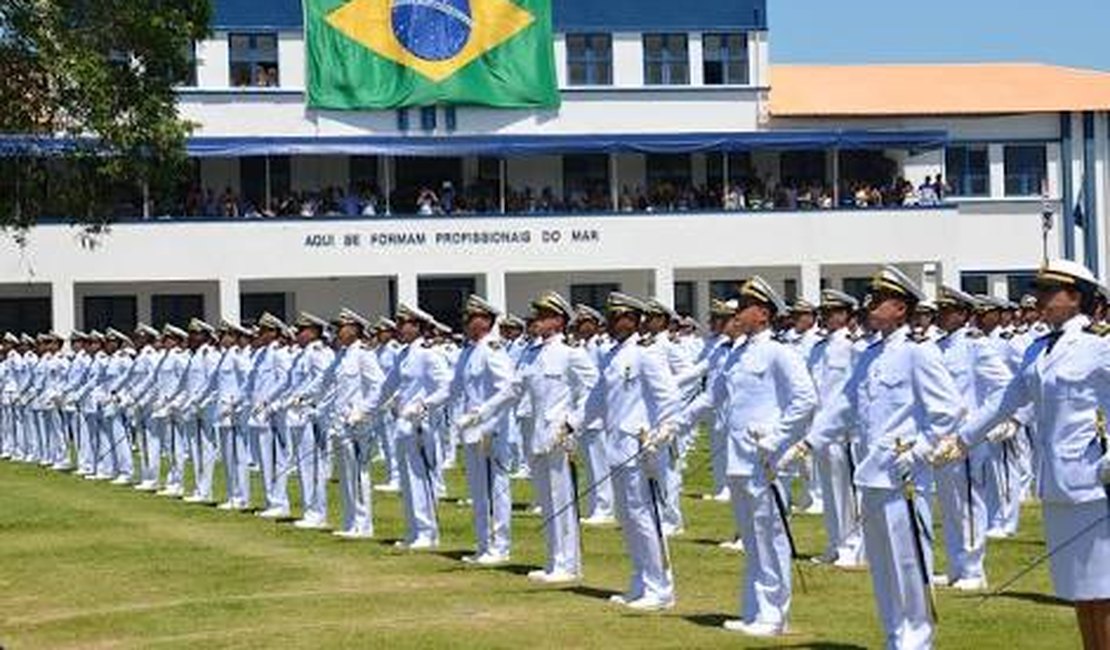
2;259;1109;650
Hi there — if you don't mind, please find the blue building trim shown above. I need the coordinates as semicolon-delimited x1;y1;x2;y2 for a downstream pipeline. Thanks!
1084;111;1099;274
1061;112;1075;260
210;0;769;32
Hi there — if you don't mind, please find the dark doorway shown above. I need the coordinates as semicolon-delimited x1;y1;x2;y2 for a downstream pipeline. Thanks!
418;277;475;332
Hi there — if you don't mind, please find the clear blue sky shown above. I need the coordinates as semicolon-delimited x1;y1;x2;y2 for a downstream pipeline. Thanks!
771;0;1110;71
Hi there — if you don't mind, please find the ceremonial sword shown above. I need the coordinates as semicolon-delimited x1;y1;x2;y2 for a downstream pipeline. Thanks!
751;428;807;595
895;437;938;624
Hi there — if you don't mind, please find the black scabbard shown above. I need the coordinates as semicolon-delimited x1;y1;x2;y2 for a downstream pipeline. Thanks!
904;482;938;623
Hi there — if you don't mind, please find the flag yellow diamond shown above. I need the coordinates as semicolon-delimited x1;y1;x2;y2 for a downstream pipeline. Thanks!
326;0;535;83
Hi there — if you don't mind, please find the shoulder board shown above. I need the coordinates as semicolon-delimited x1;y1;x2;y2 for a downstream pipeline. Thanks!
488;340;502;350
998;331;1014;340
965;328;984;339
1084;323;1110;337
638;335;655;346
909;331;932;343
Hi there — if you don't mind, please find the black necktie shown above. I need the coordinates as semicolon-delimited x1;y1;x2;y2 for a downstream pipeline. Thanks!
1043;330;1064;356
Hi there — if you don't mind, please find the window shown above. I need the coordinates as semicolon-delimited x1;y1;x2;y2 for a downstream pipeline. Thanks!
1007;273;1037;301
0;297;51;334
842;278;871;301
945;145;989;197
783;279;798;303
151;294;204;328
960;274;988;297
83;296;137;332
646;154;692;188
563;154;610;207
702;33;748;85
229;33;278;87
1004;145;1047;197
418;277;475;332
643;33;688;85
566;33;612;86
673;281;695;316
420;106;437;132
241;293;286;324
570;283;620;312
709;280;743;301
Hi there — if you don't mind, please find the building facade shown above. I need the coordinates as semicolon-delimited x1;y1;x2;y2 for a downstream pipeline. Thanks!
1;0;1108;334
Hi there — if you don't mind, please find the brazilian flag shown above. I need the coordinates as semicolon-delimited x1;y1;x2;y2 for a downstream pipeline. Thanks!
305;0;560;109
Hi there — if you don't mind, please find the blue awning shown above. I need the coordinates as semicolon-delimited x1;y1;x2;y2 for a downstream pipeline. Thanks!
184;130;948;157
0;130;948;158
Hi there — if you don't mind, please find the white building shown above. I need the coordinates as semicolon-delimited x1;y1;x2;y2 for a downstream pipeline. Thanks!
3;0;1110;333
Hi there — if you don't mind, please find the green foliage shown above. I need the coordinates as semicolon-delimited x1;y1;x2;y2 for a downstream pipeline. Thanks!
0;0;210;228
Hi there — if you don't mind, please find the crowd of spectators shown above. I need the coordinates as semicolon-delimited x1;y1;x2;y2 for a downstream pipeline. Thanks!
171;173;950;219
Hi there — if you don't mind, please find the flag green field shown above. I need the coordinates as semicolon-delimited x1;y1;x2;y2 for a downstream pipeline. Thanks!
0;438;1080;648
306;0;559;109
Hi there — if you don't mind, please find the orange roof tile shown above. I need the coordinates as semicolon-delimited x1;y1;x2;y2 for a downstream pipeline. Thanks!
769;63;1110;117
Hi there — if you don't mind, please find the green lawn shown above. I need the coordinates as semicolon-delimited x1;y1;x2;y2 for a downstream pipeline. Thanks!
0;441;1081;649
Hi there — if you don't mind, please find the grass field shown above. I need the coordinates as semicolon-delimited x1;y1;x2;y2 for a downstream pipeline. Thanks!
0;441;1083;649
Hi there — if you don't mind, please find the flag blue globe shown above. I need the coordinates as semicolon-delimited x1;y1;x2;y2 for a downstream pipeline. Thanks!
391;0;473;61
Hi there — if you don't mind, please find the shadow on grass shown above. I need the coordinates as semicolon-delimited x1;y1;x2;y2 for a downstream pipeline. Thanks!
687;537;731;547
496;563;541;577
683;613;731;628
559;585;621;601
973;591;1071;607
684;617;868;650
772;638;865;643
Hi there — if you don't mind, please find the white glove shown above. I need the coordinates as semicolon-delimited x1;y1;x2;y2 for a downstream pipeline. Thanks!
1098;453;1110;485
400;400;427;423
345;408;367;428
986;420;1020;444
456;410;481;431
894;446;918;476
747;425;780;457
777;440;811;473
929;435;966;466
647;421;679;450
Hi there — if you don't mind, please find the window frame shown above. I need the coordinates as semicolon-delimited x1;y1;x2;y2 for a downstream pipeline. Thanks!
565;33;613;86
945;144;990;198
228;32;280;88
1003;144;1047;197
643;33;689;86
702;32;749;86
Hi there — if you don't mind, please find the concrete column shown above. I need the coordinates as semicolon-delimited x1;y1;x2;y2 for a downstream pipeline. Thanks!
653;266;675;308
988;143;1005;199
484;270;507;313
688;32;704;86
989;274;1009;300
218;276;241;324
799;262;821;303
51;279;75;334
397;272;418;307
932;260;959;298
695;278;711;322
